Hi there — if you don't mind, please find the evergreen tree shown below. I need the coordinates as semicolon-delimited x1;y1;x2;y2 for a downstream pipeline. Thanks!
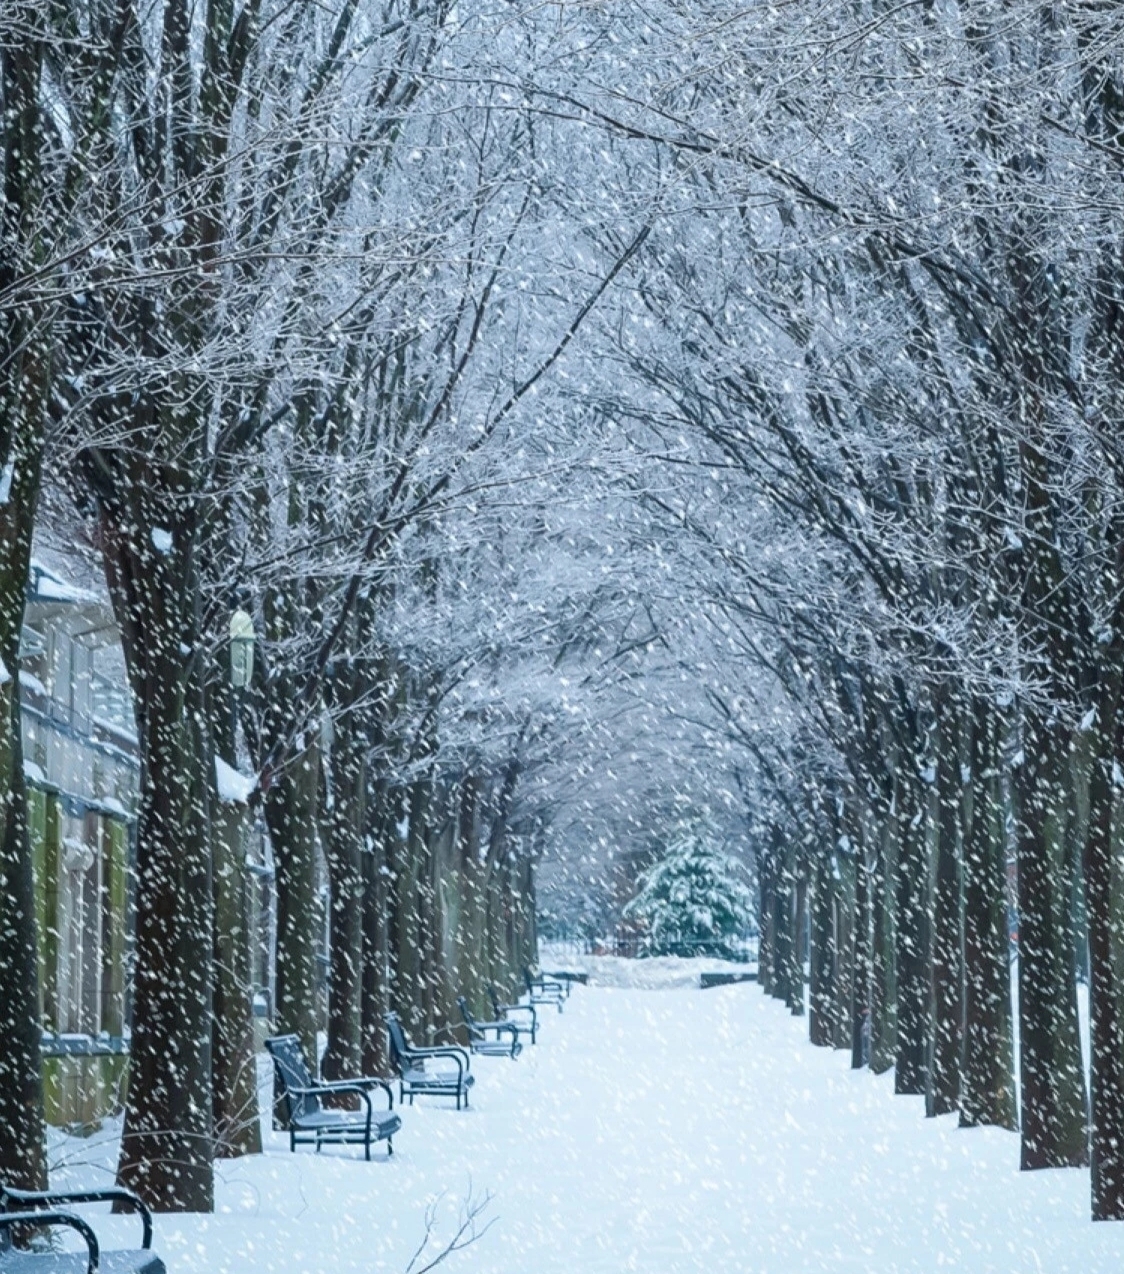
624;828;755;958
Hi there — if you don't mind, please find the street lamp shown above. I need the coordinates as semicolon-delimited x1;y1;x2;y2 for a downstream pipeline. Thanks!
230;608;256;689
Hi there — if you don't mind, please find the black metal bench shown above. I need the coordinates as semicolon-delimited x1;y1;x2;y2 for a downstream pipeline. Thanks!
544;969;589;986
487;984;537;1045
265;1034;401;1160
523;966;565;1012
385;1013;475;1109
456;997;522;1058
0;1184;163;1274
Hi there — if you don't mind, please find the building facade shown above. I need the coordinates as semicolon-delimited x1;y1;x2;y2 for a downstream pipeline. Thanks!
20;562;139;1128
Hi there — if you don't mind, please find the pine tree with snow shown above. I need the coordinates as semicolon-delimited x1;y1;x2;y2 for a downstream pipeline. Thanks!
623;827;755;958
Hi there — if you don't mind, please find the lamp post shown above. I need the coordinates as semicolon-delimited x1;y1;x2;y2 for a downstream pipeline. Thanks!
230;608;256;690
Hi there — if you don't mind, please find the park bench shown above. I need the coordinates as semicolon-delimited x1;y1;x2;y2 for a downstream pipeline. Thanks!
523;966;565;1012
544;969;589;986
0;1183;163;1274
456;996;522;1058
385;1012;475;1109
264;1034;401;1160
487;984;537;1045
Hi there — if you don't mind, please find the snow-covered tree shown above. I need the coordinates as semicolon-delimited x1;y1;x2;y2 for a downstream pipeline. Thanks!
624;827;754;959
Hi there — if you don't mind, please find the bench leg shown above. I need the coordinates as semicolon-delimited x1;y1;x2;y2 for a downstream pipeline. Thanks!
387;1137;393;1157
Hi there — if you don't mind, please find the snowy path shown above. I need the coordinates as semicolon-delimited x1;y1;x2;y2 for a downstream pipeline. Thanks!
58;972;1124;1273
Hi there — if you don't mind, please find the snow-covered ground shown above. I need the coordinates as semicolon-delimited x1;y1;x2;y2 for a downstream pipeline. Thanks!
51;962;1124;1273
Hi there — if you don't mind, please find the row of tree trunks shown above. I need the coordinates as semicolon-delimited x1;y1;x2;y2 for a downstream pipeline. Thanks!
758;690;1025;1143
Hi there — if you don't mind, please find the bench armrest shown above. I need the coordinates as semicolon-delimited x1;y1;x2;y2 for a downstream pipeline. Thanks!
499;1002;536;1020
2;1185;153;1250
0;1210;99;1274
293;1083;374;1131
405;1045;470;1077
293;1082;372;1110
471;1020;517;1038
316;1076;394;1108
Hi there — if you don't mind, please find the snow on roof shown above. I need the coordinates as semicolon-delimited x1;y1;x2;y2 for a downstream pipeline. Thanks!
29;560;98;604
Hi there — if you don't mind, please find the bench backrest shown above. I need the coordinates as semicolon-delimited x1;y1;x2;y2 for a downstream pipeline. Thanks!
384;1013;413;1075
456;996;479;1030
264;1034;320;1121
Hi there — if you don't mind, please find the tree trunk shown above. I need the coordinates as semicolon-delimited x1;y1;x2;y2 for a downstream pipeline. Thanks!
927;688;963;1117
320;699;367;1086
960;696;1016;1129
809;855;834;1046
851;817;872;1069
895;770;931;1095
390;775;432;1035
790;870;807;1016
265;739;322;1064
1016;709;1088;1169
0;671;46;1191
1085;668;1124;1217
109;530;215;1211
831;852;854;1047
212;797;261;1157
869;810;898;1075
772;867;795;1008
758;855;776;996
0;12;48;1191
360;777;393;1076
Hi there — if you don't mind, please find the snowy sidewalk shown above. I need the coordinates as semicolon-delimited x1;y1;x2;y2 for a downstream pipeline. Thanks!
56;969;1124;1272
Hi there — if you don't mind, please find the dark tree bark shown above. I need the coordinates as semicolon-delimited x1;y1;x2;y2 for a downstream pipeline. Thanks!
0;0;49;1192
320;677;369;1086
960;696;1016;1130
105;512;215;1213
809;855;834;1046
1085;662;1124;1217
265;740;322;1064
869;811;898;1075
1015;710;1088;1170
831;851;854;1047
359;776;393;1077
927;688;963;1117
851;821;872;1069
895;770;931;1095
211;798;261;1158
757;853;776;996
